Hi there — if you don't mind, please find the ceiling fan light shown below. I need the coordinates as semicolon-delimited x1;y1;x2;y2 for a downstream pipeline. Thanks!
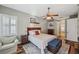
42;7;58;20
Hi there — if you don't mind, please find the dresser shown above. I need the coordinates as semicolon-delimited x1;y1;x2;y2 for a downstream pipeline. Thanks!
48;29;54;35
47;21;55;35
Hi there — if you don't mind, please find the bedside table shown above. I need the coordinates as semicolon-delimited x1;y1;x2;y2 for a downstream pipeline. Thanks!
21;35;28;44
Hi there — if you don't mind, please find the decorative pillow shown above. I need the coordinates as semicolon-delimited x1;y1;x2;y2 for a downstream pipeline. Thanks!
34;30;41;34
29;30;41;35
35;31;40;35
0;36;16;45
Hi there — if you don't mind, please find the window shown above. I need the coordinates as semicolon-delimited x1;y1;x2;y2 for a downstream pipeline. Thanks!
0;14;17;36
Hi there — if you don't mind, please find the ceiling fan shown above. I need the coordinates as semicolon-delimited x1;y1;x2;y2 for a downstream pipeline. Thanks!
42;7;58;21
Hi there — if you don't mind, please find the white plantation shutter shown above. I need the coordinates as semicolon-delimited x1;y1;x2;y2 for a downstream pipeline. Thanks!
10;16;17;35
0;14;17;36
2;15;10;36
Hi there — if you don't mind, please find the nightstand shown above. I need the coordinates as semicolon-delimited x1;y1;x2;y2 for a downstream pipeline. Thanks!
17;43;24;54
21;35;28;44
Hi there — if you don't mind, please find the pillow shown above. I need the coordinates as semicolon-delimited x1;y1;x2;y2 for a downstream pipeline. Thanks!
34;30;41;34
35;31;40;35
29;30;35;35
29;30;41;35
0;36;16;45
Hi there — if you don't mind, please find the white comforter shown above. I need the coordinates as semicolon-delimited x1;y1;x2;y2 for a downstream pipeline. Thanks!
28;33;57;53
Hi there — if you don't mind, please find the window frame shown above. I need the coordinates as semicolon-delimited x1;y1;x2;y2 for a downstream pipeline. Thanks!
0;14;17;36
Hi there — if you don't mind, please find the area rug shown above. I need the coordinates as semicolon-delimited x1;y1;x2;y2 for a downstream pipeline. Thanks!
23;41;70;54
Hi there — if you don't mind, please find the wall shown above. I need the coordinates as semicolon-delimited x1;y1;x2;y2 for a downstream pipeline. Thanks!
77;17;79;37
0;5;47;39
37;17;48;33
77;6;79;36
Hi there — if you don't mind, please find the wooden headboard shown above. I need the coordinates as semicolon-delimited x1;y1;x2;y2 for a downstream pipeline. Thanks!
27;27;41;35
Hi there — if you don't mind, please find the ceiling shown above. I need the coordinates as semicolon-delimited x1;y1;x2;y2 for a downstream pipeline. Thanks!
1;4;78;17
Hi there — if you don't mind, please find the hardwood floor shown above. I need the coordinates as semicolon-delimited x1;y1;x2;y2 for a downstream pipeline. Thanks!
58;33;70;54
58;32;77;54
68;44;79;54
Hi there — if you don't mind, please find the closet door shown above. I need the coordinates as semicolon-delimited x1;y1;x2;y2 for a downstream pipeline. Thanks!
67;18;77;42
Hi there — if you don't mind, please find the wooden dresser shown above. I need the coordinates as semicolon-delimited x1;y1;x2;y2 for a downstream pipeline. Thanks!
48;29;54;35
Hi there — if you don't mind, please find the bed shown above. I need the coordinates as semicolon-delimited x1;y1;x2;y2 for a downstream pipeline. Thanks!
27;27;57;53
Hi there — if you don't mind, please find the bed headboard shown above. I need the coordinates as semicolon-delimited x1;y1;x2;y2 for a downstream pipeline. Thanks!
27;27;41;35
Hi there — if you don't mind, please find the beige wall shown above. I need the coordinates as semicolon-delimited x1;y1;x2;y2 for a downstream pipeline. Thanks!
0;5;47;38
77;6;79;36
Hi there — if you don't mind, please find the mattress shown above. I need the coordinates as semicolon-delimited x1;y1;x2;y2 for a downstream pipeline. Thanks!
28;33;57;49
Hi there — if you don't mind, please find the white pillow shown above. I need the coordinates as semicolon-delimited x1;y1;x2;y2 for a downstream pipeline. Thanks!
0;36;16;45
29;30;41;35
29;30;35;35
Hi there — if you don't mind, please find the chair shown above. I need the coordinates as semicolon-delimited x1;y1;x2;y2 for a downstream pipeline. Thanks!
0;36;18;54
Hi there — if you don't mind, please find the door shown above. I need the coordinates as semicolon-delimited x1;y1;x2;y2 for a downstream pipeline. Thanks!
55;21;60;36
67;18;77;42
59;20;65;39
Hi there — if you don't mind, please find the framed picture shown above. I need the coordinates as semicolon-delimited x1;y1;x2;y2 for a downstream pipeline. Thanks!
30;17;39;24
48;21;54;29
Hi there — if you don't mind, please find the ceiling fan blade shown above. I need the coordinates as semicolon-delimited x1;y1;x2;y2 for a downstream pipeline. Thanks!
47;13;58;16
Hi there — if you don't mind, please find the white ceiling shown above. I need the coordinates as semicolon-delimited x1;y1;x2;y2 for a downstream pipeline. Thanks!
2;4;78;17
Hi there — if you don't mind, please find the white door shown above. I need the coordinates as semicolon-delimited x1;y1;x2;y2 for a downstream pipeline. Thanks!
55;21;60;36
67;18;77;42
